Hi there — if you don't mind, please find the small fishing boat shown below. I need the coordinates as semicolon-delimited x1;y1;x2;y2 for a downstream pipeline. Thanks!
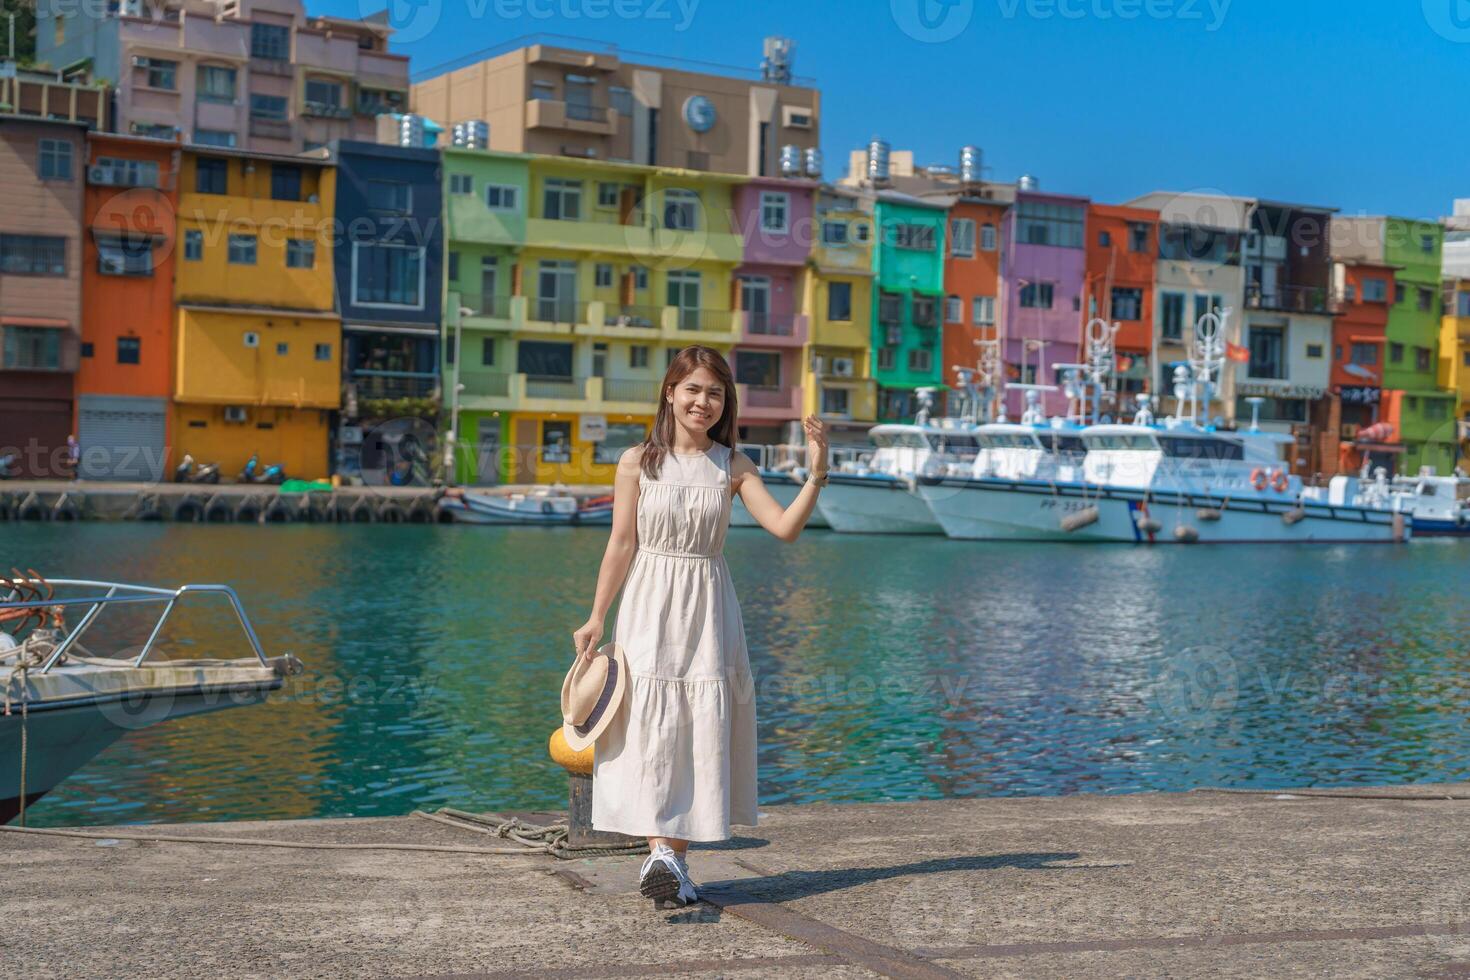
438;487;614;526
0;573;301;824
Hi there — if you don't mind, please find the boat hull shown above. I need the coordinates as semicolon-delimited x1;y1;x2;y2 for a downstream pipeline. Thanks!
731;474;829;529
817;474;941;535
440;494;613;526
1410;517;1470;537
919;477;1406;543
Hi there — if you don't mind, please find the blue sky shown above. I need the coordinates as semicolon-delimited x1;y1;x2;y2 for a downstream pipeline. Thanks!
319;0;1469;219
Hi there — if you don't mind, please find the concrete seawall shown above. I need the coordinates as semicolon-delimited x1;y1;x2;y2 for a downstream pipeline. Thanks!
4;784;1468;978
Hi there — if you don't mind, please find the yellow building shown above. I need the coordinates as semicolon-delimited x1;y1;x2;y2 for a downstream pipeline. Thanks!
174;148;339;479
1439;281;1470;466
444;150;745;485
802;186;878;444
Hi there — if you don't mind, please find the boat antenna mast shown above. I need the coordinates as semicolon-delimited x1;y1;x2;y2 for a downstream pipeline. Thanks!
949;366;982;424
1183;305;1230;427
969;337;1006;423
1050;318;1118;426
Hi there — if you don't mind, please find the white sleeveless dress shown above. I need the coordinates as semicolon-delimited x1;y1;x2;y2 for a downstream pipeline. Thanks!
591;442;758;842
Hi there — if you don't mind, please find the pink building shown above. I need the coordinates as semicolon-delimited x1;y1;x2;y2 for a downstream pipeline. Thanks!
730;177;815;443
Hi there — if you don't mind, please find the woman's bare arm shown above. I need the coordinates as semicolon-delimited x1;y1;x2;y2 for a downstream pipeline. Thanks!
572;446;642;659
731;452;821;543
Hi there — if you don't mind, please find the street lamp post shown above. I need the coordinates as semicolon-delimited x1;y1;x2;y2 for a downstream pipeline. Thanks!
444;304;472;482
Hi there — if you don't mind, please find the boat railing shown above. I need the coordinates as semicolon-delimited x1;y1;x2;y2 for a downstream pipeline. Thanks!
0;579;269;674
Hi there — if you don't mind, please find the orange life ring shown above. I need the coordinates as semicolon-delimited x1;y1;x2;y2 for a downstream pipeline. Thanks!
1249;467;1268;491
1270;469;1289;493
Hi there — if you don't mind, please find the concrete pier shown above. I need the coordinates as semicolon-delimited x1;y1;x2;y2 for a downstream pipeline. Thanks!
4;784;1469;978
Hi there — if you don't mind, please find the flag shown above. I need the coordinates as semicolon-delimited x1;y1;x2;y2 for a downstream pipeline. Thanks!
1116;354;1134;371
1226;342;1250;363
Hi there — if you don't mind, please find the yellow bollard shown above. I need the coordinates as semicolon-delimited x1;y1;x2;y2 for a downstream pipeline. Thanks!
549;727;642;847
548;727;593;775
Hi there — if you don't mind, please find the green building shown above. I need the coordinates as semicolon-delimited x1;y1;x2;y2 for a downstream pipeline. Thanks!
870;192;948;421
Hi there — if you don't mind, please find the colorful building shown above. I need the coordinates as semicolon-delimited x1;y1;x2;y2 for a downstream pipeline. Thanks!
324;139;444;478
1439;280;1470;469
37;0;409;152
870;191;947;422
76;132;180;481
939;190;1006;414
0;116;86;478
1000;188;1088;418
730;176;815;444
1084;203;1157;414
172;146;339;479
442;150;745;485
1323;260;1398;474
1333;216;1456;474
802;185;878;445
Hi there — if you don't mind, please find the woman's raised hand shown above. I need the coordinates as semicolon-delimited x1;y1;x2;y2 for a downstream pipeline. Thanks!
802;415;829;474
572;617;604;662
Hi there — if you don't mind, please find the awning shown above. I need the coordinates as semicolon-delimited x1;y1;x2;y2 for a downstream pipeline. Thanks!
1348;335;1387;343
1;316;69;328
343;323;438;337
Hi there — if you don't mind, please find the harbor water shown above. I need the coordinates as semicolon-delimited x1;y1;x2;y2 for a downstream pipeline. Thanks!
7;522;1470;827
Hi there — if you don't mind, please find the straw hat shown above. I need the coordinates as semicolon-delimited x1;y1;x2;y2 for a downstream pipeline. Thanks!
560;642;628;751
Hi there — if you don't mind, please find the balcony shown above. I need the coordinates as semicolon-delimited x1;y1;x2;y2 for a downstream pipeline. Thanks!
459;373;659;414
523;217;743;264
248;116;293;140
1244;283;1337;315
601;377;661;409
530;297;590;328
302;100;352;120
737;384;802;421
525;375;588;400
250;57;294;79
349;370;439;400
740;312;809;348
525;98;617;135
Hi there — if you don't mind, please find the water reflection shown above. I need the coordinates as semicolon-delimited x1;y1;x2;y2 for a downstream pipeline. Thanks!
8;524;1470;826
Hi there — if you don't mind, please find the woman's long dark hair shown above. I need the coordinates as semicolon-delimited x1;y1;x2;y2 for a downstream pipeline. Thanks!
640;345;739;480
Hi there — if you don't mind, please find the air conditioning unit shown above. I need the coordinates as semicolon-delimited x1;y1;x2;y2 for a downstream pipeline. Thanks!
243;331;259;348
88;165;116;185
130;55;151;68
831;357;855;378
224;406;248;423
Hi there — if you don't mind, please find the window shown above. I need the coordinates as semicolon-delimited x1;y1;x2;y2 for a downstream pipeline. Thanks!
1425;398;1449;420
663;189;699;230
1159;225;1237;263
243;331;259;348
632;266;649;290
275;342;289;355
1110;287;1143;321
822;221;848;245
536;259;579;322
595;423;647;464
944;296;963;323
485;184;519;211
1128;222;1149;253
479;337;496;366
1098;230;1112;248
761;192;789;233
543;178;582;221
594;263;613;288
198;65;236;102
1395;284;1406;304
80;342;93;358
1;235;66;275
1016;200;1084;248
665;346;679;367
1343;284;1356;303
145;59;176;90
1248;326;1286;379
629;345;649;368
735;350;781;387
367;179;410;213
286;238;315;269
251;22;290;60
195;157;228;194
908;348;932;372
1390;342;1404;363
597;182;620;208
1193;293;1223;328
3;327;62;369
1416;346;1433;371
95;156;159;188
1306;344;1323;359
1019;282;1054;308
117;336;141;364
972;296;995;325
980;223;997;250
354;243;425;308
912;295;938;327
541;421;573;464
820;387;850;415
518;340;574;379
893;223;936;251
666;269;702;329
447;252;459;281
131;123;176;140
250;94;288;121
950;218;975;257
1349;343;1378;365
228;234;256;265
609;86;633;116
184;229;203;261
1362;277;1387;302
1421;234;1435;254
1418;286;1434;312
97;235;153;275
878;290;903;325
450;173;473;195
271;165;302;201
530;80;555;101
877;347;895;371
39;139;73;180
1458;292;1470;317
305;78;342;107
828;281;852;321
315;343;332;361
1235;396;1306;423
194;129;236;148
854;222;871;243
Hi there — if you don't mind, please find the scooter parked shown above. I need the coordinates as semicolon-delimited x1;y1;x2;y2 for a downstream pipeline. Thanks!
239;453;287;485
0;453;20;479
174;454;221;484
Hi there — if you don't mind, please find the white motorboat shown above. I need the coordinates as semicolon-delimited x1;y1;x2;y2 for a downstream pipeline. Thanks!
1353;469;1470;537
0;575;301;824
729;445;829;529
438;487;614;526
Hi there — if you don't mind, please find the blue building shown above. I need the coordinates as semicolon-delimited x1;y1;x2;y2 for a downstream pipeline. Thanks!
324;139;444;477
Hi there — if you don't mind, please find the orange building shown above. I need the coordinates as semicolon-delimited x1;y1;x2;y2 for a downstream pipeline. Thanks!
77;133;180;480
941;194;1007;401
1324;260;1398;474
1084;203;1158;412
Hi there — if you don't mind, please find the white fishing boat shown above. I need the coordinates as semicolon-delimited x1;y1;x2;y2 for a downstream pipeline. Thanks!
438;487;614;526
0;574;301;824
1352;469;1470;537
729;445;829;529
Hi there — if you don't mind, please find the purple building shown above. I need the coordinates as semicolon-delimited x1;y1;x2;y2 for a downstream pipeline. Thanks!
730;177;816;442
1000;189;1089;418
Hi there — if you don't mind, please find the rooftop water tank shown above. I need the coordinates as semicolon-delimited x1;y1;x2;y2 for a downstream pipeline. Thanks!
1018;173;1040;192
803;147;822;178
779;144;803;177
959;145;982;184
452;120;489;150
867;138;891;184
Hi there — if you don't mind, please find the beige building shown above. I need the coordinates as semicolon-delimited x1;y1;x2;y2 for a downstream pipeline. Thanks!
410;42;820;177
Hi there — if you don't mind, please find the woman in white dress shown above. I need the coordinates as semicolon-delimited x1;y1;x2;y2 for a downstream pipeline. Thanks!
571;345;828;909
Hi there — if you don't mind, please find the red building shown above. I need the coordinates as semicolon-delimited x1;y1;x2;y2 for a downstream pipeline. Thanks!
1084;204;1158;416
941;193;1007;408
1324;260;1398;475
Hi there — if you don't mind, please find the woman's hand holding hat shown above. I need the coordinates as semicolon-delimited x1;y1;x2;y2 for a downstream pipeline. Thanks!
572;617;603;662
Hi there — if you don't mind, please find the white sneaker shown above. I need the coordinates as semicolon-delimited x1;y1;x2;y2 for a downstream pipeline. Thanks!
639;844;691;909
671;852;699;900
